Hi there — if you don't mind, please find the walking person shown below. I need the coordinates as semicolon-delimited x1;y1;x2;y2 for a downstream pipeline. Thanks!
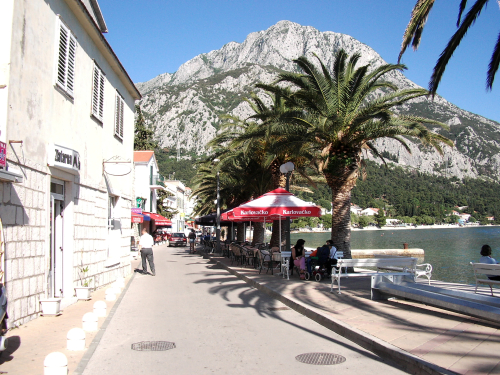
188;229;196;254
139;228;155;276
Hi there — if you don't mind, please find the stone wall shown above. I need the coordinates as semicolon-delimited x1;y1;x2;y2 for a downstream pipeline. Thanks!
0;160;49;327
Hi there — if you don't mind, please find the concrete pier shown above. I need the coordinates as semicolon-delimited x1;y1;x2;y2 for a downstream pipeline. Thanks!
351;249;425;258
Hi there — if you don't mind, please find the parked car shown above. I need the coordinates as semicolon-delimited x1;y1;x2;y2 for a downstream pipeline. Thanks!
169;232;187;247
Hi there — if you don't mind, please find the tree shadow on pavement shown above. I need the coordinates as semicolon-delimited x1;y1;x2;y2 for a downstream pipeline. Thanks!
192;271;400;368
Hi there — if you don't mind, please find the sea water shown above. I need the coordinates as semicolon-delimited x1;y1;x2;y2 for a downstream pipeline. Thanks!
287;226;500;285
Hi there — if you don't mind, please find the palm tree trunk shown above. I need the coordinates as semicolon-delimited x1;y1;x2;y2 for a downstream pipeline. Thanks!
330;189;353;258
269;161;287;247
236;222;245;242
325;166;358;259
252;222;264;245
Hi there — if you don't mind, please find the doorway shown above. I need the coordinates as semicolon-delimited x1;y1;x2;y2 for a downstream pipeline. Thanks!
49;179;64;298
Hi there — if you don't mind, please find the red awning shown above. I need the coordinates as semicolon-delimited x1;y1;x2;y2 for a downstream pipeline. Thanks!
144;212;172;226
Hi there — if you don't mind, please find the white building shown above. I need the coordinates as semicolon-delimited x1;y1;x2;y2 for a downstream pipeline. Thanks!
133;151;161;214
360;208;379;216
350;204;362;215
132;150;172;237
0;0;140;326
164;180;186;233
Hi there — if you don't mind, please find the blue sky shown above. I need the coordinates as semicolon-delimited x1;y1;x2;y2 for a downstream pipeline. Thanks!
99;0;499;123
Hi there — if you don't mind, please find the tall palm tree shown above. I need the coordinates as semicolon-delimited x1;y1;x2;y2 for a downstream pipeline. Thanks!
269;50;453;256
232;90;321;246
399;0;500;94
191;121;275;244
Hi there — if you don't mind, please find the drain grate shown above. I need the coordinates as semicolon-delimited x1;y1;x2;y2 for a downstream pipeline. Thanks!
131;341;176;351
268;307;291;311
295;353;346;365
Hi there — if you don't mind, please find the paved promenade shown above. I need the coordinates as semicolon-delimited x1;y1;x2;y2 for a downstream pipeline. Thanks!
2;243;500;374
211;252;500;374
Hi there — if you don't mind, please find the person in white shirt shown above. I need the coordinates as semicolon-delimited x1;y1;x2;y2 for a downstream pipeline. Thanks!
325;240;338;276
139;228;155;276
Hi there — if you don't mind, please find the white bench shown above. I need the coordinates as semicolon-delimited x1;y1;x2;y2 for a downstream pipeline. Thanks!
377;262;433;285
331;257;417;294
470;262;500;296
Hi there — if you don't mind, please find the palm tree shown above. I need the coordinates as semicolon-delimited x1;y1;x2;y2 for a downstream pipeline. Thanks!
231;90;321;246
399;0;500;94
191;121;275;244
269;50;453;256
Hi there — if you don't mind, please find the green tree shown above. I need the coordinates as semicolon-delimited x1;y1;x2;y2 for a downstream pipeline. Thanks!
321;214;332;229
399;0;500;94
358;216;371;228
156;189;178;219
267;50;453;256
134;105;158;150
375;209;387;227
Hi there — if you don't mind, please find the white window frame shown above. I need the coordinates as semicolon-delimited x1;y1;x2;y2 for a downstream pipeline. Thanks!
91;63;105;122
114;91;124;139
55;18;77;97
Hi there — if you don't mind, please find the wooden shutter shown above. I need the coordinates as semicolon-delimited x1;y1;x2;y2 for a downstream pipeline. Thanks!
56;20;76;97
114;92;124;139
92;64;104;121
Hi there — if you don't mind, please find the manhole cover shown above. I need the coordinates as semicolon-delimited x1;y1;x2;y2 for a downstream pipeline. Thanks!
268;307;291;311
131;341;176;351
295;353;346;365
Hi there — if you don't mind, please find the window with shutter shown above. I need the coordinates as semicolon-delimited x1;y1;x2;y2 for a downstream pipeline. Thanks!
91;64;105;122
56;19;77;97
114;92;124;139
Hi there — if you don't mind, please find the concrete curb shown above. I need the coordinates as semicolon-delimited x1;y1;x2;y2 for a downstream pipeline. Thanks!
73;272;136;375
212;258;456;375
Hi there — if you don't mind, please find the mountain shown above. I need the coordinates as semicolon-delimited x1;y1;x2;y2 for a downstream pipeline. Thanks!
136;20;500;181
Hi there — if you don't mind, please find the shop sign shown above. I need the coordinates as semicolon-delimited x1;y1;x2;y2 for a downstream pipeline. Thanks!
48;144;81;174
0;142;6;168
132;208;142;214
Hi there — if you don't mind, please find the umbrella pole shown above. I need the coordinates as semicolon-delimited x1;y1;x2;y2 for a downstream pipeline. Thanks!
279;216;281;252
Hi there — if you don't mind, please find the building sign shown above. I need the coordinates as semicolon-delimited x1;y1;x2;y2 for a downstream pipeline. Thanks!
0;142;6;168
132;208;142;214
48;144;80;174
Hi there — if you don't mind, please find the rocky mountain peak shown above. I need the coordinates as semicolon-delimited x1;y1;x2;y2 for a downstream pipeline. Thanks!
136;21;500;182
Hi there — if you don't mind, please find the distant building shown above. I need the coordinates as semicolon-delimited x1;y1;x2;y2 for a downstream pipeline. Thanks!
459;213;471;222
360;208;379;216
350;204;362;215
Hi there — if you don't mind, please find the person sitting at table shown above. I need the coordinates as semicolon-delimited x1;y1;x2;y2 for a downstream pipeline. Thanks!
291;239;306;279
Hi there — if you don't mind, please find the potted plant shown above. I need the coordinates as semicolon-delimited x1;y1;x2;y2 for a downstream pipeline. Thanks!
75;265;92;300
39;297;62;315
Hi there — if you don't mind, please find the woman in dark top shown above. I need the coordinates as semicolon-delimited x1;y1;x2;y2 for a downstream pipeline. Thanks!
292;239;306;278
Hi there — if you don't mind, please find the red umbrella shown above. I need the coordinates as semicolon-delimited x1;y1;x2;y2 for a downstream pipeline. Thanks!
232;188;321;218
231;188;321;247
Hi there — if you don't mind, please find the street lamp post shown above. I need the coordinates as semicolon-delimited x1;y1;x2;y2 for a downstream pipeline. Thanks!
280;162;295;253
214;159;221;254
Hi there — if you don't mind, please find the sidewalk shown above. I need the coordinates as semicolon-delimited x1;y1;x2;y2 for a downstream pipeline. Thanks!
209;252;500;375
0;265;133;374
3;245;500;374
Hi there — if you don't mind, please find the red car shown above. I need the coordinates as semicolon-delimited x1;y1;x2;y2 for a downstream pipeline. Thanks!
169;232;187;247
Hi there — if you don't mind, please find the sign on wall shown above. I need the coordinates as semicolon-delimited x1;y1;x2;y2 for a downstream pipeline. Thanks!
48;144;81;174
0;142;6;168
